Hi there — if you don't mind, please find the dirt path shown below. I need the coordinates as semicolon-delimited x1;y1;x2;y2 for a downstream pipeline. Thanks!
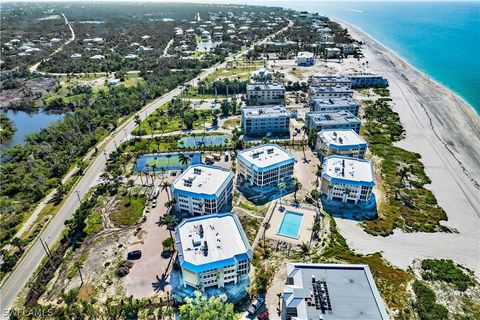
29;13;76;73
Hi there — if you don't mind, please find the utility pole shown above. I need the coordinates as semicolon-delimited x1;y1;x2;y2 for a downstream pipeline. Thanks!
75;189;81;203
77;262;84;286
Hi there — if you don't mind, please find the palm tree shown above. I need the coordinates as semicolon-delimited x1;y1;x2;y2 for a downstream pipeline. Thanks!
301;125;307;162
161;180;171;202
315;164;322;188
278;181;286;208
262;222;270;251
178;153;190;167
150;163;157;186
134;114;142;135
160;213;176;237
293;178;302;203
299;242;310;260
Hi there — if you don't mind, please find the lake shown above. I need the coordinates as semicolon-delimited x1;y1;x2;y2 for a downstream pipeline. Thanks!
0;109;63;149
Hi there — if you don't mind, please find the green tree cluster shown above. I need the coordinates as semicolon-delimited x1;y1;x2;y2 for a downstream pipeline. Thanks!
179;291;238;320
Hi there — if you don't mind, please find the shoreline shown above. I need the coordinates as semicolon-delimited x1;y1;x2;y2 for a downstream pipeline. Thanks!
333;19;480;276
334;18;479;118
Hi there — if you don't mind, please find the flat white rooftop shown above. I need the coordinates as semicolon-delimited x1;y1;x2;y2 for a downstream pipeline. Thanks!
310;86;352;94
172;164;233;195
247;82;285;91
298;51;314;58
176;213;250;268
323;156;374;183
243;105;288;118
238;144;295;169
310;75;351;83
318;129;367;147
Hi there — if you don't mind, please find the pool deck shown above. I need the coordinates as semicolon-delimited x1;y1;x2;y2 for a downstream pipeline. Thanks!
265;204;317;245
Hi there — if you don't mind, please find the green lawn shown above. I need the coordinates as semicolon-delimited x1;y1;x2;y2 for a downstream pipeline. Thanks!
132;102;212;135
110;195;146;227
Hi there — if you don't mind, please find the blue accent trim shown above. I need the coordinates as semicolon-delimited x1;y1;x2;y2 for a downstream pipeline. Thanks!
237;143;296;172
175;213;253;273
327;143;368;150
171;164;234;197
322;155;375;186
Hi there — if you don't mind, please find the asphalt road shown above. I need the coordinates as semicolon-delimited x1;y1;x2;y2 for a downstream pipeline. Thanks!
0;21;291;315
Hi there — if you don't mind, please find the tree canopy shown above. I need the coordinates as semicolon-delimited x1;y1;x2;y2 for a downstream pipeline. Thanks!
179;291;238;320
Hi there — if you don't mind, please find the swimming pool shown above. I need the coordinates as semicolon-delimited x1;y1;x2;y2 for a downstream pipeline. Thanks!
134;152;201;172
277;211;304;239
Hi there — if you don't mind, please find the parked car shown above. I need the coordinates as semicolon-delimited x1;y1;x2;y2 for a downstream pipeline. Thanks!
248;296;265;315
257;310;269;320
127;250;142;260
161;250;173;258
152;199;157;208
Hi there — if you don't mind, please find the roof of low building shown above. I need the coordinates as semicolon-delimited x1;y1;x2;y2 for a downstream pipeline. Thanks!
282;263;388;320
318;129;367;148
309;86;353;94
171;164;233;196
247;82;285;91
237;143;295;170
322;155;374;184
242;105;288;118
307;111;360;125
175;213;252;272
297;51;314;58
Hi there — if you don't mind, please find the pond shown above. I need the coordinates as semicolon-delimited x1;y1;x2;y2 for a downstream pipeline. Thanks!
0;109;63;149
196;40;222;53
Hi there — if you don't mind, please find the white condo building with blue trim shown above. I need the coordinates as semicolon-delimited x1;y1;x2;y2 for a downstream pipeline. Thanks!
316;129;368;160
174;212;253;291
237;144;296;187
171;164;234;215
320;155;375;204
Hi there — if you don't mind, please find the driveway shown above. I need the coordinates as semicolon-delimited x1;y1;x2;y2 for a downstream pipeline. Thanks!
125;177;175;298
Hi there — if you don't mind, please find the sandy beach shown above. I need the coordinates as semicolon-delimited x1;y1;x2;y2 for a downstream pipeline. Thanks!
333;20;480;277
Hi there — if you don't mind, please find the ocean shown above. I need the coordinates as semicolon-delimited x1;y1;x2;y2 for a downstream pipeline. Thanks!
259;1;480;113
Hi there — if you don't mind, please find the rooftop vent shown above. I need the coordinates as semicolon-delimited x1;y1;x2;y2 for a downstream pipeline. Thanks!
202;240;208;256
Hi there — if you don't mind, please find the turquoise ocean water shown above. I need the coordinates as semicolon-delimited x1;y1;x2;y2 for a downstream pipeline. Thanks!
259;1;480;113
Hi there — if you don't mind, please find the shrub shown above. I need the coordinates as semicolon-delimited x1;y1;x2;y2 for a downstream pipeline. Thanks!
421;259;473;291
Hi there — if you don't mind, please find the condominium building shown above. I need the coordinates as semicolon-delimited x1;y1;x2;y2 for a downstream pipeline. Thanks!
305;110;361;134
175;212;252;291
237;144;296;187
325;47;341;59
311;97;359;116
171;164;234;215
309;75;352;89
343;73;389;88
281;263;388;320
250;68;272;82
246;82;285;105
309;86;353;101
316;129;368;160
241;105;290;136
320;155;375;204
297;51;315;66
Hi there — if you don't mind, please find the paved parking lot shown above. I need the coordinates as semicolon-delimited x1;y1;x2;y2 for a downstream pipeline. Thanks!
125;176;175;299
